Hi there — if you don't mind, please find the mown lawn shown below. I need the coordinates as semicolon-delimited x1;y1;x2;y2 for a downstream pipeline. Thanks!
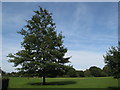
8;77;118;88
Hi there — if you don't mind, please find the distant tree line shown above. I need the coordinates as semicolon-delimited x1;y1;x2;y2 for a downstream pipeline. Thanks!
63;65;111;77
1;65;111;78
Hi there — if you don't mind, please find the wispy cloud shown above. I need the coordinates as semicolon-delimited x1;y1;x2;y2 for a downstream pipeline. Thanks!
61;3;118;52
73;4;93;35
2;12;29;31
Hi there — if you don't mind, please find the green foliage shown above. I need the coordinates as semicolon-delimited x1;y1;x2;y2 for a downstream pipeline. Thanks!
76;70;84;77
89;66;107;77
84;69;92;77
7;7;70;84
84;66;107;77
65;66;77;77
2;70;6;76
103;65;112;76
0;68;7;77
103;42;120;79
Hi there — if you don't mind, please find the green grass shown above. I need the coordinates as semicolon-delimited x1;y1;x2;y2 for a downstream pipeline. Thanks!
8;77;118;88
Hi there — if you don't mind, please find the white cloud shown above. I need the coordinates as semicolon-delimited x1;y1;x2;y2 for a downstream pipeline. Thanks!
2;41;21;72
65;50;105;70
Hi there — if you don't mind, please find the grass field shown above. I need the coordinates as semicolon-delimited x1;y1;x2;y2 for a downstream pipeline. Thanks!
8;77;118;88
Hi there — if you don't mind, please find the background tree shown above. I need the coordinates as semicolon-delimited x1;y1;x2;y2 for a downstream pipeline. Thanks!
103;65;112;76
65;66;77;77
84;69;91;77
76;70;84;77
103;42;120;79
7;7;70;85
89;66;106;77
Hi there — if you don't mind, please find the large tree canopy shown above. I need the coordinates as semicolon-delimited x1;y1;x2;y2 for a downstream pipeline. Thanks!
103;42;120;79
7;7;70;84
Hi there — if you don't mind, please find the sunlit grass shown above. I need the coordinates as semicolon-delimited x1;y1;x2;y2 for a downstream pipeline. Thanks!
8;77;118;88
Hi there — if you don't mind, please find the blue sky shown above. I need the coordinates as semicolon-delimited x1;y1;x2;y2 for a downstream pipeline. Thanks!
2;2;118;72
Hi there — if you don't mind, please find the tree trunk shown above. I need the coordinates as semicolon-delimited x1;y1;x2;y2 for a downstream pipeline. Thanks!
42;75;45;85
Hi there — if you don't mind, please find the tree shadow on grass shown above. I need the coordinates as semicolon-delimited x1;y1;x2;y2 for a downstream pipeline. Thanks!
28;81;77;86
108;87;120;90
